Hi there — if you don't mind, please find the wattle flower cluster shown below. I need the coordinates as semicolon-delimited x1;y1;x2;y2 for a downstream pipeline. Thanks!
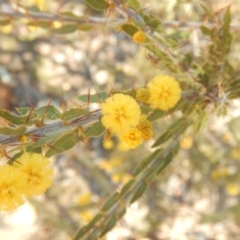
0;152;53;211
101;75;181;149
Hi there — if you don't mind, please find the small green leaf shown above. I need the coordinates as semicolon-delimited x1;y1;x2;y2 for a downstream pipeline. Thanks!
200;26;212;36
78;92;108;103
125;0;140;11
35;105;61;120
84;0;107;11
28;21;50;29
0;126;26;136
0;109;29;125
130;182;147;204
78;25;94;31
223;7;231;25
100;218;117;237
45;132;79;157
85;122;105;138
152;117;191;147
86;213;104;229
52;25;78;34
27;5;41;12
116;207;126;218
147;109;165;122
143;14;161;29
121;24;138;36
60;108;89;121
140;105;152;115
133;148;162;176
120;179;136;196
101;192;120;212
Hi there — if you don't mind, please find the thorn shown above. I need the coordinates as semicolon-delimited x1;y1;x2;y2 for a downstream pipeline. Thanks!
93;87;104;103
40;96;53;124
70;100;82;109
87;86;91;107
25;95;35;125
61;88;66;113
109;85;114;97
46;144;60;154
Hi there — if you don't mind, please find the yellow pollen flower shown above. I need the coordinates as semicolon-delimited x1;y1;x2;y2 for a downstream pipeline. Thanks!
101;94;141;134
137;115;153;141
0;164;27;211
14;152;53;196
120;128;142;149
180;136;193;149
147;75;181;111
136;88;151;104
133;30;146;44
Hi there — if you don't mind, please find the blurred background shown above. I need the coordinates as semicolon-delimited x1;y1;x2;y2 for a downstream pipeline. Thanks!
0;0;240;239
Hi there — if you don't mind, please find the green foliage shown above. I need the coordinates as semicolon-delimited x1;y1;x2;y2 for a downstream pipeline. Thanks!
0;1;240;239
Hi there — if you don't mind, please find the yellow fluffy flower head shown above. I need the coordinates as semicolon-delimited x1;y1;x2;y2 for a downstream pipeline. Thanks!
101;93;141;134
137;115;153;141
133;30;146;44
120;128;142;149
136;88;150;104
14;152;53;196
147;75;181;111
0;164;27;211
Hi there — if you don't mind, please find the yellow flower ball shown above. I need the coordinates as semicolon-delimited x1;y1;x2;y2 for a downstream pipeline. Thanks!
136;88;151;104
180;136;193;150
120;128;142;149
147;75;181;111
101;94;141;134
133;30;146;44
137;115;153;141
225;183;239;196
14;152;53;196
0;164;27;211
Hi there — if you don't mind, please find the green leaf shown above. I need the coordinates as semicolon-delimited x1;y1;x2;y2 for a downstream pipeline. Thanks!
132;148;162;176
120;179;136;196
86;213;104;230
200;26;212;36
85;122;105;138
121;24;138;36
84;0;107;11
15;107;32;115
140;105;152;115
0;109;30;125
100;217;117;237
60;108;89;121
142;14;161;29
200;3;215;21
152;117;192;147
223;7;231;25
35;105;61;120
78;92;108;103
147;109;165;122
27;5;41;12
130;182;147;204
78;25;94;31
0;126;26;136
125;0;140;11
101;192;120;212
45;132;79;157
52;25;78;34
28;21;51;29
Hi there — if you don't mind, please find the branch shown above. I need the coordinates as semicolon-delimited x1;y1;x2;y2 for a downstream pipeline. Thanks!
1;6;240;30
0;109;101;146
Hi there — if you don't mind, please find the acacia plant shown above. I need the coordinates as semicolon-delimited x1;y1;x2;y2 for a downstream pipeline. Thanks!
0;0;240;239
